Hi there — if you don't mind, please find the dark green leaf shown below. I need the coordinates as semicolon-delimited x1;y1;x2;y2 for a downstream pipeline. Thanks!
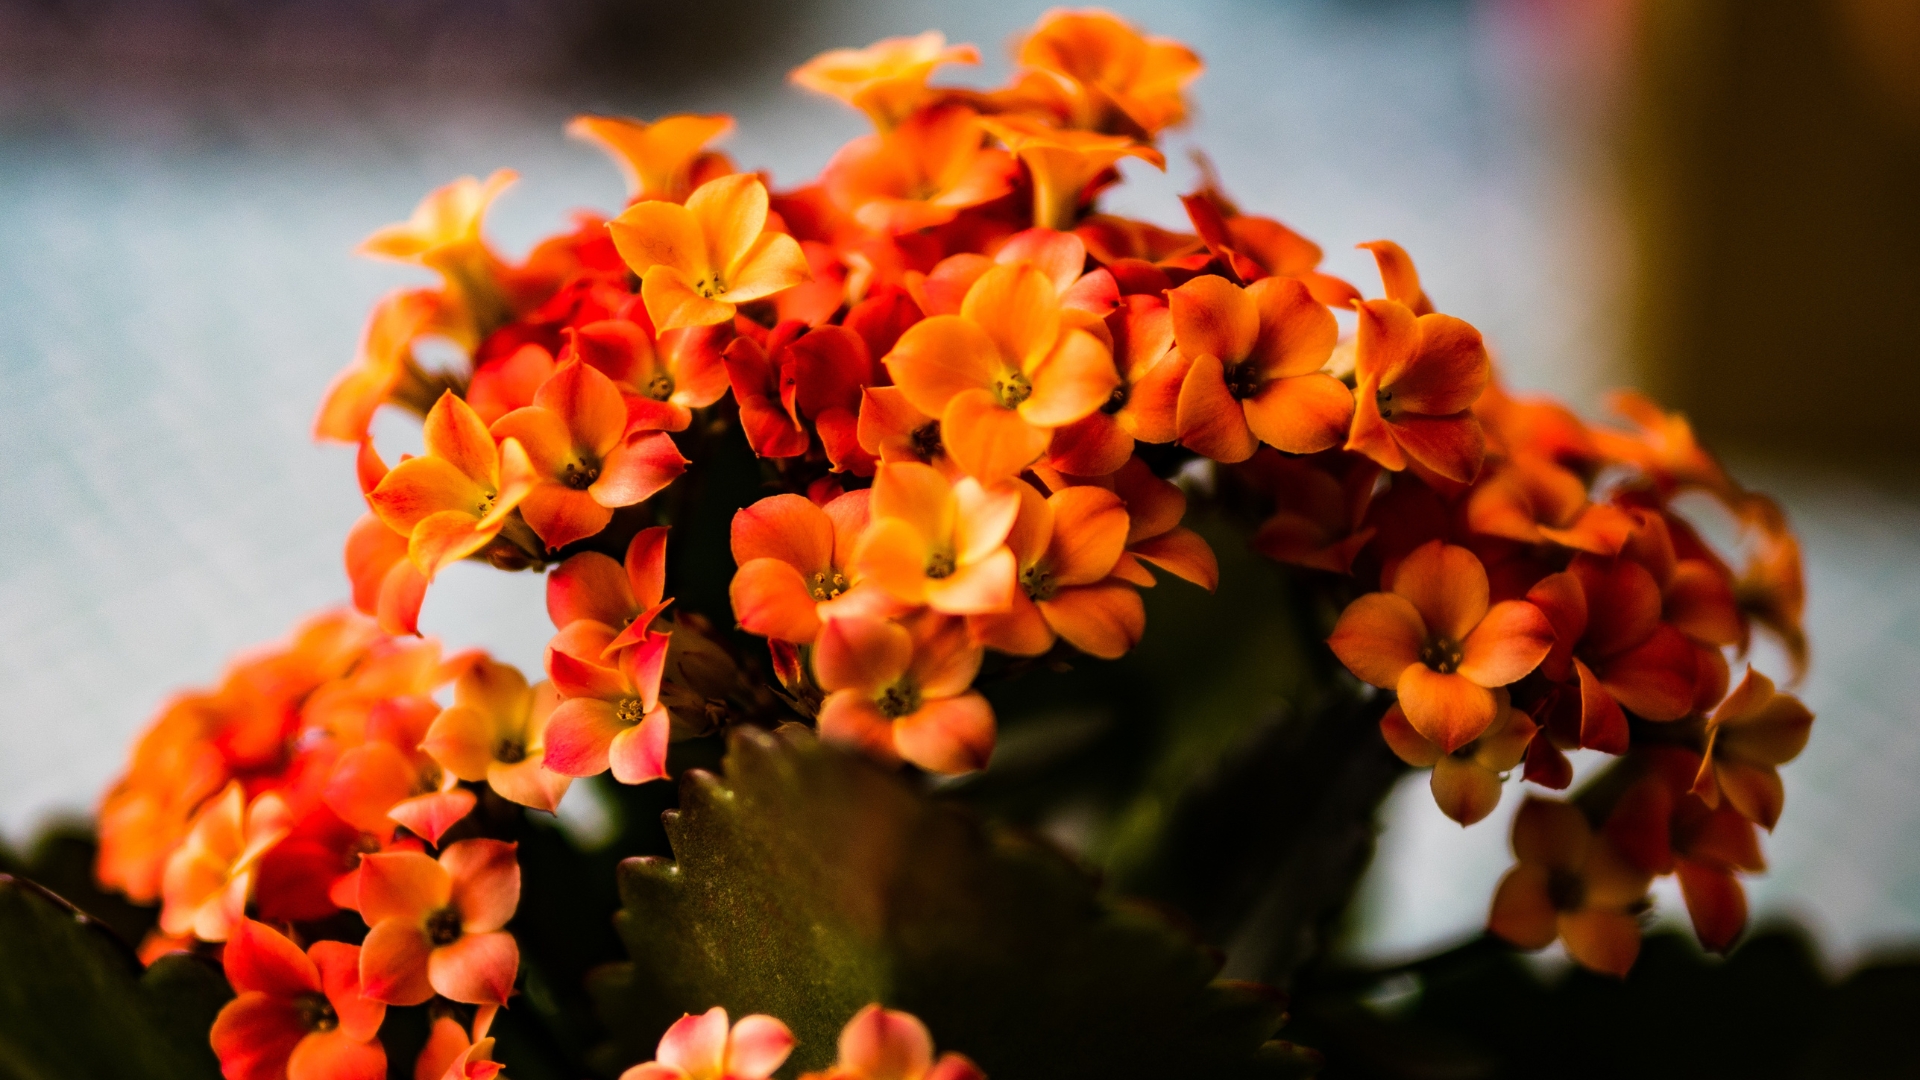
590;727;1301;1079
0;875;228;1080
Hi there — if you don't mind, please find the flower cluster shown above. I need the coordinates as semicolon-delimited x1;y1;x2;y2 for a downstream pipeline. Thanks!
94;609;561;1076
91;15;1817;1080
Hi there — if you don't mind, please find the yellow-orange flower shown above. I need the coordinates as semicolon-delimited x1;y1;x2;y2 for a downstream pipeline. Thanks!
884;263;1118;482
367;392;536;579
609;173;812;332
978;114;1164;231
1328;540;1554;751
1168;273;1351;462
1011;8;1203;136
567;113;736;203
789;31;980;130
314;288;458;443
853;462;1019;615
822;104;1017;235
158;781;292;942
729;491;872;644
424;659;572;814
359;170;518;339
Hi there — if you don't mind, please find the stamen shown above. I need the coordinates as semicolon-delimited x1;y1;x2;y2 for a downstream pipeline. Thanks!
426;907;463;947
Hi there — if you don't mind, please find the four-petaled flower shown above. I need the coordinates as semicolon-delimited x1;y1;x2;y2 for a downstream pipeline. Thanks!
210;920;387;1080
610;173;812;332
358;839;521;1006
619;1006;795;1080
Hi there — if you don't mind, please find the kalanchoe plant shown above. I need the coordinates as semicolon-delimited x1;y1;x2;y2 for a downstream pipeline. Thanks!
3;8;1816;1079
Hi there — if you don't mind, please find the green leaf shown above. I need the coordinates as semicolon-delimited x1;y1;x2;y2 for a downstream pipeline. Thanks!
589;727;1303;1079
0;875;229;1080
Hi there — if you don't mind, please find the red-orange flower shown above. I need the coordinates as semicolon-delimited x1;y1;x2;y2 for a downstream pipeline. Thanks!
358;839;520;1006
1488;797;1652;976
1691;667;1813;830
366;391;536;579
790;31;980;130
1168;273;1350;462
730;491;872;643
564;317;730;433
314;289;456;443
568;114;736;203
798;1004;984;1080
1344;247;1490;483
491;360;687;550
884;263;1118;482
1245;450;1380;575
1466;455;1633;555
852;462;1020;615
814;611;995;773
324;696;475;847
1328;540;1554;751
210;920;386;1080
1045;293;1183;476
977;114;1164;231
968;479;1142;659
822;103;1017;234
609;173;811;331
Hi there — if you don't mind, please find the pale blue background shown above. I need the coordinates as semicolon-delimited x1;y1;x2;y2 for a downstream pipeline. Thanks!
2;0;1912;966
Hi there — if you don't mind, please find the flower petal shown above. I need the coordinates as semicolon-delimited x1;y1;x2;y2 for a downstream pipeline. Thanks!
1391;540;1489;644
1174;353;1257;463
358;851;450;925
224;919;321;997
1247;276;1338;378
443;839;520;934
547;552;636;630
923;546;1017;615
309;941;385;1042
941;389;1051;483
608;706;672;785
541;698;625;778
813;615;914;694
817;692;902;764
1396;666;1498;753
1168;273;1258;366
837;1004;935;1080
210;993;306;1080
427;929;519;1006
642;266;735;332
1242;372;1354;455
1558;911;1640;977
1457;600;1554;687
658;1007;731;1075
1431;756;1503;826
730;558;826;643
358;918;435;1006
1020;327;1118;428
884;314;999;418
894;693;996;774
1486;864;1558;949
1040;582;1145;659
725;1015;796;1079
594;431;688;508
1326;592;1425;689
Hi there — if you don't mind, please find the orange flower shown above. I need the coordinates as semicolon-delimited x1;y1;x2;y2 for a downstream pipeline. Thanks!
466;342;557;426
1010;9;1202;136
798;1004;983;1080
359;170;518;339
158;781;292;942
1245;450;1380;575
346;441;429;636
1328;540;1554;751
1045;293;1184;476
618;1006;795;1080
977;114;1164;230
1344;246;1490;483
366;391;536;579
567;113;736;203
1168;273;1351;462
546;525;672;655
968;479;1142;659
1179;182;1360;309
853;462;1020;615
730;490;872;643
210;921;386;1080
722;321;812;459
491;359;688;550
1733;493;1807;681
823;103;1017;234
609;173;812;331
415;1009;503;1080
1488;797;1652;976
857;386;957;476
1465;455;1634;555
1591;389;1734;499
565;317;731;433
1670;792;1767;954
1379;692;1537;826
814;611;995;773
358;839;520;1006
884;263;1118;482
789;31;980;130
424;658;572;813
1690;667;1813;830
314;288;457;443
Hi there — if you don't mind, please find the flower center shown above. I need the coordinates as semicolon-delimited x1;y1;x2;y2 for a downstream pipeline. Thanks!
1020;562;1058;602
909;421;943;461
1223;360;1264;401
877;678;923;719
925;551;956;579
1101;383;1130;415
1546;869;1587;912
494;738;527;764
616;698;647;726
295;992;339;1033
427;907;463;947
993;369;1033;409
1419;637;1464;674
476;489;498;517
562;460;601;490
808;569;849;602
694;275;729;299
645;372;675;402
1376;386;1395;419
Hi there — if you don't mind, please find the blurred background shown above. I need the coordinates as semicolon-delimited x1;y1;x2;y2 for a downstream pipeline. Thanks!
2;0;1918;994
